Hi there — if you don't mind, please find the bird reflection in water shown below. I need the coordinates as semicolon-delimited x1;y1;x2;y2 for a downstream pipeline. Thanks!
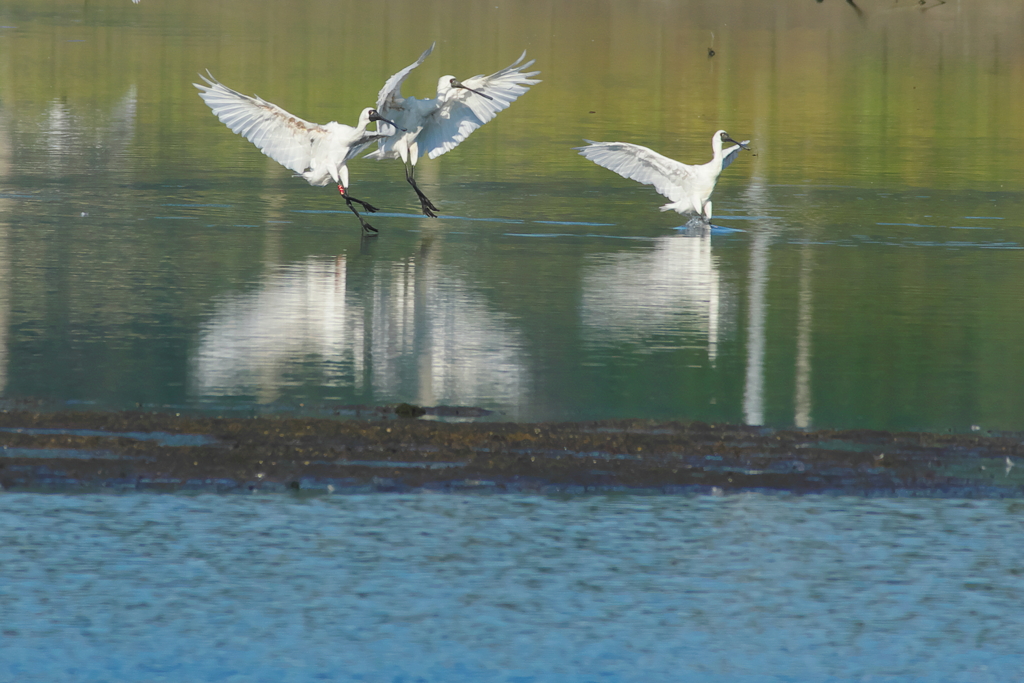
579;230;728;365
192;252;531;414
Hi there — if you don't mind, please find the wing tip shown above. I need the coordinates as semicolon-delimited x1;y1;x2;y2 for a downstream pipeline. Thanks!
194;69;218;90
573;139;602;153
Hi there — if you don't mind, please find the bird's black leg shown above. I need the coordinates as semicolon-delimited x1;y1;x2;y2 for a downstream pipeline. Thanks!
405;164;439;218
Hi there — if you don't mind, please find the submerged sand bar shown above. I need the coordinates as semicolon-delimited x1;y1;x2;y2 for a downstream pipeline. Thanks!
0;410;1022;496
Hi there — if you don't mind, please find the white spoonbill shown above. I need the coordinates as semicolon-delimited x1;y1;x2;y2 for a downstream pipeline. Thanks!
575;131;750;223
365;43;541;217
194;71;401;234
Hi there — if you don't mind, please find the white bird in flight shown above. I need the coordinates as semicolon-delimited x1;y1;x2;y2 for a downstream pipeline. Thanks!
575;131;750;223
194;71;401;234
365;43;541;217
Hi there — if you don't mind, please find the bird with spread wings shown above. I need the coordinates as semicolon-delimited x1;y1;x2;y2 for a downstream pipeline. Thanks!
365;44;541;217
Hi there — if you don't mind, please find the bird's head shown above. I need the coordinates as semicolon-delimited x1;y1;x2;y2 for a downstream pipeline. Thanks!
715;130;750;150
437;76;494;101
364;108;404;133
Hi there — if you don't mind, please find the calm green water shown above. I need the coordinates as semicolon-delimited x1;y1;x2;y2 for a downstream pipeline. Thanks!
1;0;1023;430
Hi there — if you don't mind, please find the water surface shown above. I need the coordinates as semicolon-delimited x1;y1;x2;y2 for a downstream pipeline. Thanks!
2;492;1023;682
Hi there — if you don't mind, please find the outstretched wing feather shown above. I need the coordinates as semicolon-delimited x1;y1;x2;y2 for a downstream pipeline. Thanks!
194;71;325;174
575;141;693;202
375;43;435;115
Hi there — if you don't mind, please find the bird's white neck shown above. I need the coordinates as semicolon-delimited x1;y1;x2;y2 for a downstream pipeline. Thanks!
711;136;724;161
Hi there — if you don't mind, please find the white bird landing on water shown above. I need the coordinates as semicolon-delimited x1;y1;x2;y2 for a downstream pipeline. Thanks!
575;131;750;224
365;43;541;217
194;71;401;234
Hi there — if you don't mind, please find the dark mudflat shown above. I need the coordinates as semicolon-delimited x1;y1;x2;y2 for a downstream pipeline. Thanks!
0;409;1021;496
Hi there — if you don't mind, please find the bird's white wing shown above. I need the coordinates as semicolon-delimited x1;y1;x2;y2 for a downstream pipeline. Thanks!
721;140;750;171
419;51;541;160
342;132;392;165
194;71;325;174
376;43;435;115
575;141;694;202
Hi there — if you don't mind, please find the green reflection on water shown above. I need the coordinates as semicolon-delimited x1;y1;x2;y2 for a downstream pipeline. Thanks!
0;0;1022;431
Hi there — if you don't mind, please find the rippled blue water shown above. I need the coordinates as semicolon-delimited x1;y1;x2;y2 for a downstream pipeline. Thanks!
2;492;1022;682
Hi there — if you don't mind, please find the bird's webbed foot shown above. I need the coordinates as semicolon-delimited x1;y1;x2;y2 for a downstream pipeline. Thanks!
344;196;380;234
338;185;379;213
355;199;380;213
418;195;438;218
